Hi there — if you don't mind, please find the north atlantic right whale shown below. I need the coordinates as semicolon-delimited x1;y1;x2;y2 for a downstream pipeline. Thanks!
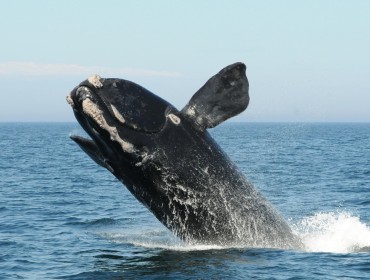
67;62;302;249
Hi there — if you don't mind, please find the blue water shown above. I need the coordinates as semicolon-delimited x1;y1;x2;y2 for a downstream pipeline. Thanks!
1;122;370;279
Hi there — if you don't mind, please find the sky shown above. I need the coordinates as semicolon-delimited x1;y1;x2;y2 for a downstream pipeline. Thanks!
0;0;369;122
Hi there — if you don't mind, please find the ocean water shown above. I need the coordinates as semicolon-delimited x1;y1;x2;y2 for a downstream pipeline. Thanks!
1;122;370;279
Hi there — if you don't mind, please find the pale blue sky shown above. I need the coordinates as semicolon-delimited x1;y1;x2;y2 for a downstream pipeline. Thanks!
0;0;369;122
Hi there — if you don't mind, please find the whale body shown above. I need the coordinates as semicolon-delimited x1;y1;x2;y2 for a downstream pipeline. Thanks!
67;62;302;249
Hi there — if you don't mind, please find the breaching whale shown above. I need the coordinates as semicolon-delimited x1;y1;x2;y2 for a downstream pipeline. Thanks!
67;62;302;249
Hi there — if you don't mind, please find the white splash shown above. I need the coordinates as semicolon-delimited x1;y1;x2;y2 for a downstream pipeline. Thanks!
98;211;370;254
293;211;370;254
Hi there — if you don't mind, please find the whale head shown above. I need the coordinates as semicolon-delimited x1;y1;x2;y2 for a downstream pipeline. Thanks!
67;74;178;178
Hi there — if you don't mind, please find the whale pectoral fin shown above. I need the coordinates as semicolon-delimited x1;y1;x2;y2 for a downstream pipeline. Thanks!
181;62;249;130
70;135;109;169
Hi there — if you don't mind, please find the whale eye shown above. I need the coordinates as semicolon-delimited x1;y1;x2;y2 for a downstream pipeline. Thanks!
168;113;181;125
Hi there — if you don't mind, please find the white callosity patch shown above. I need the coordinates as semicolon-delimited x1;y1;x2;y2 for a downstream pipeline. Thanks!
66;95;74;107
88;74;104;88
111;104;126;124
81;98;135;153
168;113;181;125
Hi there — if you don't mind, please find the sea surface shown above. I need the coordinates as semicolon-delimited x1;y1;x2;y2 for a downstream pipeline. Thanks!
1;122;370;279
